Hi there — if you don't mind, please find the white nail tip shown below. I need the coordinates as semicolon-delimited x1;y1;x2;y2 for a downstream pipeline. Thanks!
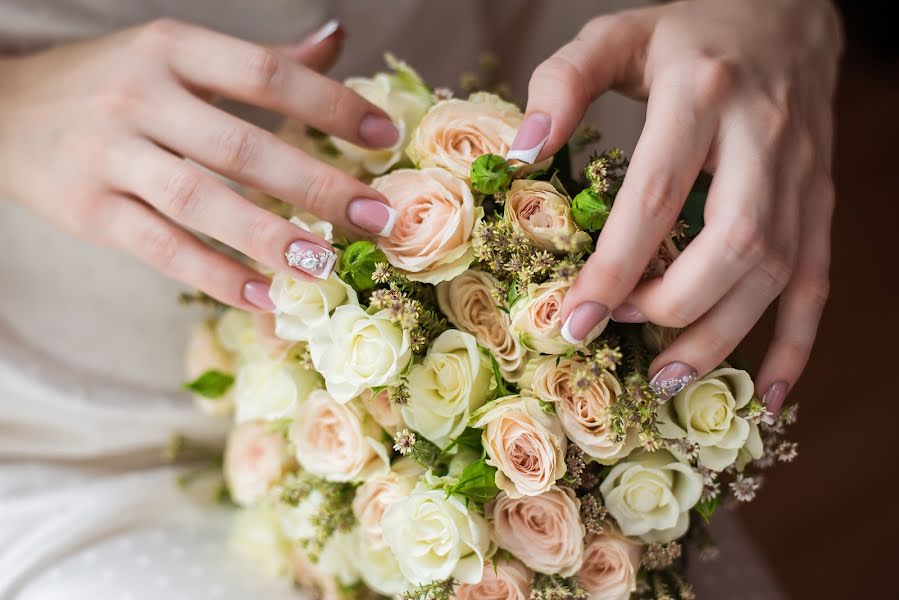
560;317;583;346
312;251;338;280
506;136;548;165
309;19;340;46
377;206;399;237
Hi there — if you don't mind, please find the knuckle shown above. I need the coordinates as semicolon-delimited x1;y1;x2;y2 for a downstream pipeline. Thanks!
690;55;738;108
758;254;793;291
138;225;180;271
161;169;203;220
702;326;736;361
215;126;261;175
635;173;680;224
794;128;817;172
723;216;767;265
245;216;282;259
756;97;791;146
798;276;830;313
94;82;144;118
657;303;693;329
325;86;356;129
533;55;591;106
242;47;282;95
134;18;182;53
298;170;333;216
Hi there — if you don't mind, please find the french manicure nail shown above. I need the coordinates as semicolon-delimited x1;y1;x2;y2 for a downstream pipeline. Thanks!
761;381;789;421
307;19;342;46
359;113;400;148
285;240;337;279
649;362;698;401
243;280;275;311
348;198;398;236
612;303;647;323
561;302;610;345
506;112;551;164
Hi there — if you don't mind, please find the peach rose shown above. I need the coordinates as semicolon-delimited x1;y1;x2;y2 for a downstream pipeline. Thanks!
455;557;532;600
436;269;528;381
509;280;608;354
358;388;403;432
504;180;591;253
471;395;567;498
487;486;585;576
579;529;643;600
373;167;480;284
406;93;522;181
530;357;640;463
351;458;422;547
224;421;291;506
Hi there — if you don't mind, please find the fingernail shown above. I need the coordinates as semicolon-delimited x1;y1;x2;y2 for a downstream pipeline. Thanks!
359;113;400;148
561;302;610;345
612;303;647;323
507;112;551;164
761;381;789;421
307;19;342;46
649;362;698;401
285;240;337;279
348;198;398;236
243;280;275;311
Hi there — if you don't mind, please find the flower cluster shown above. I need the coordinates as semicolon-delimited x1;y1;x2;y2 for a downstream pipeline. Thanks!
182;56;798;600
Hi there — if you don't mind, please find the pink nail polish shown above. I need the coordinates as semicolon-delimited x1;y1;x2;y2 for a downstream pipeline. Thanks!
347;198;398;236
285;240;337;279
561;302;610;344
612;303;648;323
359;113;400;148
243;280;275;311
507;112;551;164
307;19;342;46
762;381;789;417
649;362;698;401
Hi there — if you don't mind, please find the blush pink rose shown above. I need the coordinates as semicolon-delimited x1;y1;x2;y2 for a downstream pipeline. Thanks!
509;280;608;354
351;459;421;547
455;557;532;600
579;530;643;600
224;421;291;506
504;180;591;253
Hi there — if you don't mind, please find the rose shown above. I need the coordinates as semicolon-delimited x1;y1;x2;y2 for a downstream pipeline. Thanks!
277;118;364;178
436;269;528;380
372;167;480;284
530;357;639;463
185;319;235;416
229;505;291;579
657;367;763;471
331;57;433;175
406;92;522;181
487;486;585;576
471;395;567;498
509;280;608;354
215;308;292;364
233;357;321;423
381;489;493;585
358;541;413;596
578;529;642;600
271;271;357;343
600;450;703;543
352;458;422;547
278;489;324;542
504;180;591;253
224;421;291;506
401;329;493;447
455;557;532;600
290;390;390;482
358;387;403;431
309;305;412;403
317;528;363;588
289;546;345;600
645;236;681;278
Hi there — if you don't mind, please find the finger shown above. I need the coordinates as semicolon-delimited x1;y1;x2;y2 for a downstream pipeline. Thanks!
755;174;833;415
96;193;274;311
509;12;653;163
146;20;398;148
274;19;344;72
106;139;339;281
136;87;397;237
558;73;716;344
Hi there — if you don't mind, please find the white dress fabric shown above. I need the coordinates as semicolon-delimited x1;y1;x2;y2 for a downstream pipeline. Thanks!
0;1;785;598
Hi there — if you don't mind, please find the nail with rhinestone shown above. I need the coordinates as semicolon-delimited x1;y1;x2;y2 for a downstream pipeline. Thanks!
649;362;698;402
285;240;337;279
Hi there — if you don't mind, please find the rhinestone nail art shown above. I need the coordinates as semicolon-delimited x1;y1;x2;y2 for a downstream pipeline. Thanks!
285;241;337;279
649;373;696;400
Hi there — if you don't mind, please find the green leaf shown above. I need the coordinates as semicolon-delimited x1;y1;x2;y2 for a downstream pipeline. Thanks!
446;458;500;505
695;496;719;523
538;400;556;415
488;353;515;399
455;427;484;451
183;370;234;399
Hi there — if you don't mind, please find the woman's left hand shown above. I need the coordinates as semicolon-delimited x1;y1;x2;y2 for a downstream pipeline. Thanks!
511;0;843;412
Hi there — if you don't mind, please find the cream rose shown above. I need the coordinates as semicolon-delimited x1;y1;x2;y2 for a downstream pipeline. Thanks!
358;540;413;596
530;357;639;463
504;180;591;253
331;58;433;175
233;357;321;423
579;529;642;600
487;486;585;576
436;269;528;380
352;458;422;547
308;305;412;403
317;528;363;588
290;390;390;483
401;329;493;448
278;489;324;542
224;421;291;506
185;319;235;416
599;450;703;543
455;557;532;600
271;271;357;343
229;505;291;580
381;489;493;585
657;367;763;472
406;92;522;180
471;394;567;498
509;280;608;354
372;167;479;284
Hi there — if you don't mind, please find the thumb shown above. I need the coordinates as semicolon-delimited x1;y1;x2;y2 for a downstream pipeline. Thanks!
509;13;652;164
273;19;345;73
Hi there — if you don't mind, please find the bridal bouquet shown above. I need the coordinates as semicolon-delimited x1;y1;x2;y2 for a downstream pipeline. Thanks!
183;57;798;600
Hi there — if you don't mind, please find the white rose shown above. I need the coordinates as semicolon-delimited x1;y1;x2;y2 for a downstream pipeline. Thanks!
358;541;413;596
224;421;291;506
381;489;493;586
215;309;254;356
309;305;412;403
270;271;358;342
352;458;422;547
290;390;390;482
185;319;235;416
402;329;493;447
278;490;325;542
509;280;607;354
579;528;643;600
599;451;703;543
233;358;321;423
317;527;362;587
229;505;291;580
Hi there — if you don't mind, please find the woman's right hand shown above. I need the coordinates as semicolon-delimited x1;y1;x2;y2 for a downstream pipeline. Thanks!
0;19;400;311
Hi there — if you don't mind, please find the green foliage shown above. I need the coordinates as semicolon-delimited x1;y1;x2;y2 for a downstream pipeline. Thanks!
470;154;512;194
571;188;611;231
445;458;500;505
694;496;719;523
339;240;387;291
182;369;234;399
